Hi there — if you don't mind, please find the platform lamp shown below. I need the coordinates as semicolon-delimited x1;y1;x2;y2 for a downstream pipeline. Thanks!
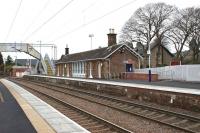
89;34;94;50
37;40;42;74
147;31;151;82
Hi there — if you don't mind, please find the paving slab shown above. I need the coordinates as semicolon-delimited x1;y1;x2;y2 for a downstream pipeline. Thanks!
0;81;37;133
1;79;90;133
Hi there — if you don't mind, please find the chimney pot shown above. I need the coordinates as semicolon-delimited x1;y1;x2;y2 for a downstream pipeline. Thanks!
107;28;117;47
109;28;112;33
65;44;69;55
111;29;114;33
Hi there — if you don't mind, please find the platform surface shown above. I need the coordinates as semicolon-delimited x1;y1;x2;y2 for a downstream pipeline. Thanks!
30;75;200;95
0;82;37;133
0;79;90;133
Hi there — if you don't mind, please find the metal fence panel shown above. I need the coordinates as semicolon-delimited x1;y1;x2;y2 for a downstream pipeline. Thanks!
135;65;200;82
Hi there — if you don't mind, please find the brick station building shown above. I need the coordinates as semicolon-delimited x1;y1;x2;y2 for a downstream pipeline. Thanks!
55;29;143;79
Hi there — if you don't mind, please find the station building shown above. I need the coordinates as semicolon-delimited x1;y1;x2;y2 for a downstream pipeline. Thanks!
135;38;174;68
55;29;143;79
11;59;38;77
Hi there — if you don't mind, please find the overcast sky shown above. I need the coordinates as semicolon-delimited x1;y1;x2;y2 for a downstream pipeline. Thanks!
0;0;199;60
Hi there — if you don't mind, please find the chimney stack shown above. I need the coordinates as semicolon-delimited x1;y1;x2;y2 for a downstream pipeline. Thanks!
65;44;69;55
107;28;117;47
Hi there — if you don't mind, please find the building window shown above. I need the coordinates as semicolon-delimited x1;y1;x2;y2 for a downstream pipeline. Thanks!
72;61;85;78
81;62;84;74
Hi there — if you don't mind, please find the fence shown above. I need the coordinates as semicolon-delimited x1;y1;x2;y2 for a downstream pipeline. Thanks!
135;65;200;82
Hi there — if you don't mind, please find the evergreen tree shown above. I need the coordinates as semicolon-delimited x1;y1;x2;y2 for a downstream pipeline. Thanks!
5;55;14;65
5;55;14;74
0;52;4;72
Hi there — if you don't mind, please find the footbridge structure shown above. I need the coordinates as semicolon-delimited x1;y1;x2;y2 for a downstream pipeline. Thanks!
0;43;55;75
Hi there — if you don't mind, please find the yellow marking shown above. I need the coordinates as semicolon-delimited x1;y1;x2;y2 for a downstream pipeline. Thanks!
0;79;55;133
0;91;4;103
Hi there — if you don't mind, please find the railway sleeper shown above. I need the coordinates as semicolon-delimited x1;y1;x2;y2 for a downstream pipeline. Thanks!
72;117;89;122
86;125;107;131
78;119;95;124
81;121;99;127
172;119;188;125
91;127;113;133
187;123;200;129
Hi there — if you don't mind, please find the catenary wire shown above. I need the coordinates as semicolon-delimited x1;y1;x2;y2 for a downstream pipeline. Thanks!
23;0;74;41
49;0;137;43
44;1;98;41
22;0;51;37
5;0;23;42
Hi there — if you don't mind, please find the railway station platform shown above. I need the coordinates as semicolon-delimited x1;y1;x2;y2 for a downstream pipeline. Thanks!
0;79;90;133
24;75;200;112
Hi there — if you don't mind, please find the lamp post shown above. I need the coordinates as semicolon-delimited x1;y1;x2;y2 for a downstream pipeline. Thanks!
4;58;6;73
89;34;94;50
147;31;151;82
37;40;42;60
88;34;94;78
15;56;17;66
28;44;33;74
37;40;42;74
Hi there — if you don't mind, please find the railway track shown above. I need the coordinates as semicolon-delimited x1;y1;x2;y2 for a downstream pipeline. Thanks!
12;79;133;133
13;78;200;133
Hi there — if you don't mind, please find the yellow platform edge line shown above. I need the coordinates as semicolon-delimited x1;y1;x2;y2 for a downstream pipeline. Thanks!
0;79;56;133
0;91;4;103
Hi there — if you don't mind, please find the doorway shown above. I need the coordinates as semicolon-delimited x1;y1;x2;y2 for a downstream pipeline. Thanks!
126;64;133;72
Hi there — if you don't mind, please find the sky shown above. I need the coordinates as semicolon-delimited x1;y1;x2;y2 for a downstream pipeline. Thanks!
0;0;199;60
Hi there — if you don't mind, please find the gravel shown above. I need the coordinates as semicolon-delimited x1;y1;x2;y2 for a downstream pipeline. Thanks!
15;80;187;133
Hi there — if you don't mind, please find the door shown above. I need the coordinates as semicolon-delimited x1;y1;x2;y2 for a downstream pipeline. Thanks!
126;64;133;72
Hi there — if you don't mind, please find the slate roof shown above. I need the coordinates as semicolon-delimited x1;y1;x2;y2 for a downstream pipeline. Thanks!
150;38;174;57
56;44;142;64
15;59;38;67
135;38;174;57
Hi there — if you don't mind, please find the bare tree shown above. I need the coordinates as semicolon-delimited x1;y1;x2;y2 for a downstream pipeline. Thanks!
189;37;200;63
0;52;4;73
120;3;175;48
167;7;200;60
120;3;175;67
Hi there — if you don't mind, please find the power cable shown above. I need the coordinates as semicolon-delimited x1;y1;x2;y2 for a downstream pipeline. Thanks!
5;0;23;42
22;0;51;37
46;1;98;40
49;0;137;43
24;0;74;41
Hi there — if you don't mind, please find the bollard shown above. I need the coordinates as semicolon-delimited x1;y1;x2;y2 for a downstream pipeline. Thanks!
148;69;151;82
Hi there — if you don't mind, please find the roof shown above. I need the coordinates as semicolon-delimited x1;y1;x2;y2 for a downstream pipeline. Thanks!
56;44;143;64
135;38;174;57
15;59;38;67
149;37;174;57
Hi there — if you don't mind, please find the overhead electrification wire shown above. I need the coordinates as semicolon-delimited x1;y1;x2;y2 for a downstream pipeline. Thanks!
46;1;98;40
81;1;97;13
5;0;23;42
22;0;51;37
24;0;74;41
49;0;137;43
